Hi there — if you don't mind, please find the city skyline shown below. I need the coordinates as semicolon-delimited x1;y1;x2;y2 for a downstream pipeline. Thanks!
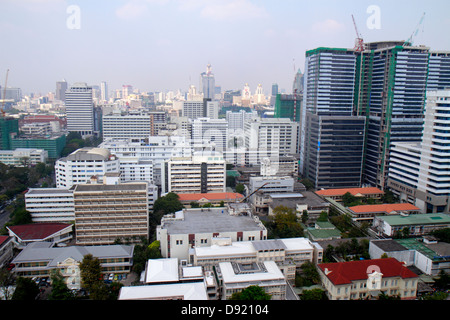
1;0;450;95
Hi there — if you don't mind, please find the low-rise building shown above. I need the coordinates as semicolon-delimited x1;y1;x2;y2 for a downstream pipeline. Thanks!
347;203;421;224
318;258;419;300
0;148;48;166
267;192;330;219
157;207;267;260
0;236;14;269
373;213;450;237
7;223;73;249
177;192;244;207
11;242;134;290
315;187;384;202
218;261;288;300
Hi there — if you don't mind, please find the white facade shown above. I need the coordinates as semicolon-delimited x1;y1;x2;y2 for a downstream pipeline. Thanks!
0;148;48;166
65;82;94;137
163;152;226;194
55;148;120;188
226;110;258;131
192;118;228;152
157;207;267;260
100;136;210;186
102;111;152;141
25;188;74;223
244;117;299;155
388;89;450;213
182;100;204;119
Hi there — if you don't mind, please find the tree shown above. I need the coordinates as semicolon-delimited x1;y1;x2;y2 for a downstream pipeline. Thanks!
152;192;183;223
79;254;103;295
317;211;328;222
265;206;304;239
229;285;271;300
11;207;32;225
48;269;75;300
0;268;15;300
431;228;450;243
301;288;328;300
301;210;308;224
11;277;40;300
300;178;314;191
342;192;360;207
235;183;245;195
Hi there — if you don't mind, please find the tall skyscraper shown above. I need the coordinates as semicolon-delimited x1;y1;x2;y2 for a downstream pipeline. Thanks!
354;41;450;189
100;81;108;102
301;47;366;189
292;69;304;94
200;64;215;100
56;80;68;102
65;82;94;137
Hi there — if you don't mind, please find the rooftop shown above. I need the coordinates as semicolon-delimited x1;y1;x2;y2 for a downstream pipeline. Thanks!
177;192;244;202
161;208;265;235
318;258;418;285
348;203;420;214
62;147;112;162
315;187;384;197
7;223;72;241
118;282;208;300
73;182;148;192
376;213;450;226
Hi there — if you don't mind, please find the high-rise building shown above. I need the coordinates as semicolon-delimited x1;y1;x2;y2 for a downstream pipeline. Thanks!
200;64;215;100
162;152;226;194
274;93;302;122
55;147;120;188
73;180;149;245
65;82;94;137
55;80;68;102
388;89;450;213
300;47;365;188
292;69;304;94
0;117;19;150
192;118;228;152
100;81;108;102
354;42;450;189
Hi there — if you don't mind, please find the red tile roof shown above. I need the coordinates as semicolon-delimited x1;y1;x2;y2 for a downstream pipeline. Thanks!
315;187;384;197
318;258;418;285
7;223;72;241
0;236;9;246
348;203;419;214
177;192;244;202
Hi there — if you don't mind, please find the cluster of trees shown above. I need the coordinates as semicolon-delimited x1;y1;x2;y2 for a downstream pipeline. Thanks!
323;238;370;262
61;132;102;157
264;206;304;239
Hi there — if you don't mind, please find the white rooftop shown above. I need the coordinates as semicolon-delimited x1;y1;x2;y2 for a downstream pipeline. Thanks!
118;282;208;300
145;258;179;283
219;260;285;283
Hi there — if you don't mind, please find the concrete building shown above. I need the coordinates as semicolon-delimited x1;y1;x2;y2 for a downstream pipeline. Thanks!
65;82;95;137
315;187;384;202
226;110;258;131
162;152;226;194
388;89;450;213
245;117;299;156
157;207;268;260
73;181;149;245
6;223;73;249
25;188;75;223
218;261;288;300
0;236;14;269
11;242;134;290
200;64;215;100
347;203;420;224
318;258;418;300
177;192;244;207
373;213;450;238
191;117;228;151
55;147;120;188
0;148;47;166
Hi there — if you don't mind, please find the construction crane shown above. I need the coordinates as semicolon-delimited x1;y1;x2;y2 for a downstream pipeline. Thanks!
352;14;364;52
403;12;426;47
1;69;9;117
239;182;269;203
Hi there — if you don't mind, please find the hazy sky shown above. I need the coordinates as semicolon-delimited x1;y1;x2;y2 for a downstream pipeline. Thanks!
1;0;449;96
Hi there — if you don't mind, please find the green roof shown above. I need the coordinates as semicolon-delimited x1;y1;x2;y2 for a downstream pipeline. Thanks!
226;170;241;177
307;228;342;240
396;239;440;260
378;214;450;226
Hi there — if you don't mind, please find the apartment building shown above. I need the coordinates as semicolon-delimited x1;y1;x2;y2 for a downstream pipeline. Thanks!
318;258;418;300
73;181;149;245
162;152;226;194
65;82;95;138
191;117;228;152
157;207;268;260
25;188;75;223
55;147;120;188
0;148;47;166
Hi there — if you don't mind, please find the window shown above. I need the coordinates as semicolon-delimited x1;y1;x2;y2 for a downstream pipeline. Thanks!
176;240;183;245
